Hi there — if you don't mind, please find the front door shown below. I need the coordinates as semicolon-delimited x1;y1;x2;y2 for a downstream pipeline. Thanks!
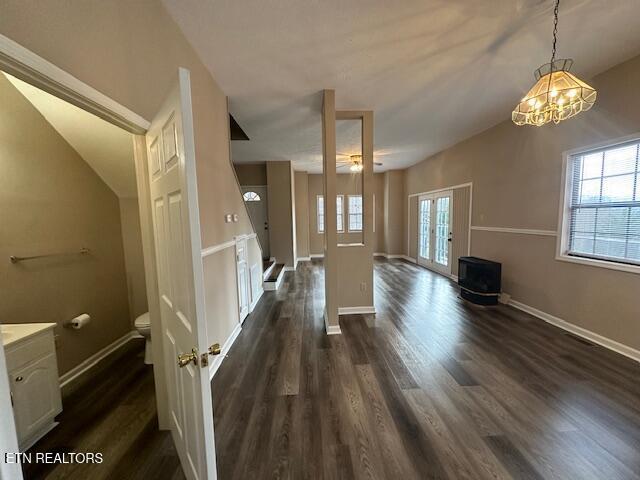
146;68;217;480
242;186;269;257
416;190;453;276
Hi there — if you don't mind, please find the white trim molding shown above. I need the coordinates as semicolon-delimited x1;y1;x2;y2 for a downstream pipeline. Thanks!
310;253;325;259
209;323;242;380
0;33;149;133
297;256;312;262
201;233;257;258
373;252;406;259
508;298;640;363
201;239;236;257
59;330;141;388
324;310;342;335
471;226;557;236
338;306;376;315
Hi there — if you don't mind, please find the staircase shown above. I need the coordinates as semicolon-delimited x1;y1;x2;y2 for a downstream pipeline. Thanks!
263;258;285;291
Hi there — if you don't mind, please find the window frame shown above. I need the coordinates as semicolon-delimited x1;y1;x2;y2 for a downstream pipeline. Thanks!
336;195;345;233
317;195;325;233
557;133;640;275
348;195;363;232
242;191;261;202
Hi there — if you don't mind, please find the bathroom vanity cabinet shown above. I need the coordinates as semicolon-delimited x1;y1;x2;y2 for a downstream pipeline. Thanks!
1;323;62;451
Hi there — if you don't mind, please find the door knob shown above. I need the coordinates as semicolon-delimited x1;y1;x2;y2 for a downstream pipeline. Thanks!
208;343;221;356
177;349;198;368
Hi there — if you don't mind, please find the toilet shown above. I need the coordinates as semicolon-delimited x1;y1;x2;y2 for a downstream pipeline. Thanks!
134;312;152;365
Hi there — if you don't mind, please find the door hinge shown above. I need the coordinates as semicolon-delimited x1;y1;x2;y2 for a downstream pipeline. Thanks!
200;352;209;367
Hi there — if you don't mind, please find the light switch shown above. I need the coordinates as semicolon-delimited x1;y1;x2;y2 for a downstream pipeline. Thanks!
233;214;239;222
225;214;232;223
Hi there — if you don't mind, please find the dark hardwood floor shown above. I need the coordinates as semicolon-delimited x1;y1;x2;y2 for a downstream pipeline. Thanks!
22;259;640;479
212;258;640;480
23;339;185;480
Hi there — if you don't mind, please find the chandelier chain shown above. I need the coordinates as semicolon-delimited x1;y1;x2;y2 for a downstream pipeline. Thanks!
550;0;560;66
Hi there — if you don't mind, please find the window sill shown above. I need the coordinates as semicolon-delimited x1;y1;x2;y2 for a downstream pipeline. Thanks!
556;253;640;275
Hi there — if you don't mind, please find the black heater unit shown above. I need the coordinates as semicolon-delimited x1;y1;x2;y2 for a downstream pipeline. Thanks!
458;257;501;305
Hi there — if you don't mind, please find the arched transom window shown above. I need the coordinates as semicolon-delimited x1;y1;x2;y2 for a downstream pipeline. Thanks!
243;191;261;202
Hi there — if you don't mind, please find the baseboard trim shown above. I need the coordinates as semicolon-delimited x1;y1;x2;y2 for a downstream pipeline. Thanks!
310;253;324;259
297;256;311;262
209;323;242;380
284;266;296;272
338;306;376;315
324;310;342;335
59;330;141;388
373;252;406;259
508;298;640;363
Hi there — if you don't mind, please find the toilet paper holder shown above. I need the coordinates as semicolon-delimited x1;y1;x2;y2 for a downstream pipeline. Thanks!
64;313;91;329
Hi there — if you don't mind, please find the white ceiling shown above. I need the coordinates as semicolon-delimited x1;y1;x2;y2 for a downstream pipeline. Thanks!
5;74;136;198
163;0;640;173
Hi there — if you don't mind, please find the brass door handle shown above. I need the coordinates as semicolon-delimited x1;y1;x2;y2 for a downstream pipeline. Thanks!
177;349;198;368
208;343;221;356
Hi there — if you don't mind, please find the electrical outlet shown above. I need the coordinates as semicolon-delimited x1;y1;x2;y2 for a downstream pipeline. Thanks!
360;282;366;292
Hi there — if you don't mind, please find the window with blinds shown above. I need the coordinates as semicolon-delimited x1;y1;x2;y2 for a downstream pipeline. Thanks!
567;140;640;266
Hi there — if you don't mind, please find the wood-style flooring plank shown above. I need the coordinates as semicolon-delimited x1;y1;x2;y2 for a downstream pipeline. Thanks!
211;260;640;480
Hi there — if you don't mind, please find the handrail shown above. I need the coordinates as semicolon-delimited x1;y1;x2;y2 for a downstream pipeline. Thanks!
10;247;91;264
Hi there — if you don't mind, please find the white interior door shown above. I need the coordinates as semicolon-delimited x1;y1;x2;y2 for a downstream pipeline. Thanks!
242;186;269;257
146;68;217;480
235;238;249;323
416;191;453;276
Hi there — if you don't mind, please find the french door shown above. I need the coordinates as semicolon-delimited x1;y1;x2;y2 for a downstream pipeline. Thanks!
417;190;453;276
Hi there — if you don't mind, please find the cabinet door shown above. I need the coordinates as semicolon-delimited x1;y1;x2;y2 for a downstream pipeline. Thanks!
11;353;62;444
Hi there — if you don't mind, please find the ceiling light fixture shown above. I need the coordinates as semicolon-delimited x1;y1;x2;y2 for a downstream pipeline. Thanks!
512;0;596;126
349;155;364;172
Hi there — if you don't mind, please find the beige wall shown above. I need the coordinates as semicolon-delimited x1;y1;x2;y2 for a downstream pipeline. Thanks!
266;161;295;266
235;163;267;186
403;54;640;352
383;170;404;255
0;75;131;375
307;173;385;255
0;0;260;357
294;171;310;258
119;198;149;323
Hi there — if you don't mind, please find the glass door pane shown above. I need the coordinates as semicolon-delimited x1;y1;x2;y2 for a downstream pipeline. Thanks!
434;196;450;265
418;198;431;261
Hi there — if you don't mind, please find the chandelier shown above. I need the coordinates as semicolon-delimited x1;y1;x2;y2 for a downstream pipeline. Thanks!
512;0;596;126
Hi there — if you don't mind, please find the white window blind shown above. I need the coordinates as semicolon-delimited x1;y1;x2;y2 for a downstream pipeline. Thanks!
336;195;344;232
568;141;640;266
348;195;363;231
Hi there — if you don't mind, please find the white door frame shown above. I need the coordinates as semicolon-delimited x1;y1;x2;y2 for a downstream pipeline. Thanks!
415;190;454;276
0;33;175;475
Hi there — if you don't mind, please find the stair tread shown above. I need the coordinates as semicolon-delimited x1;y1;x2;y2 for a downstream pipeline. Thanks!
265;263;285;282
